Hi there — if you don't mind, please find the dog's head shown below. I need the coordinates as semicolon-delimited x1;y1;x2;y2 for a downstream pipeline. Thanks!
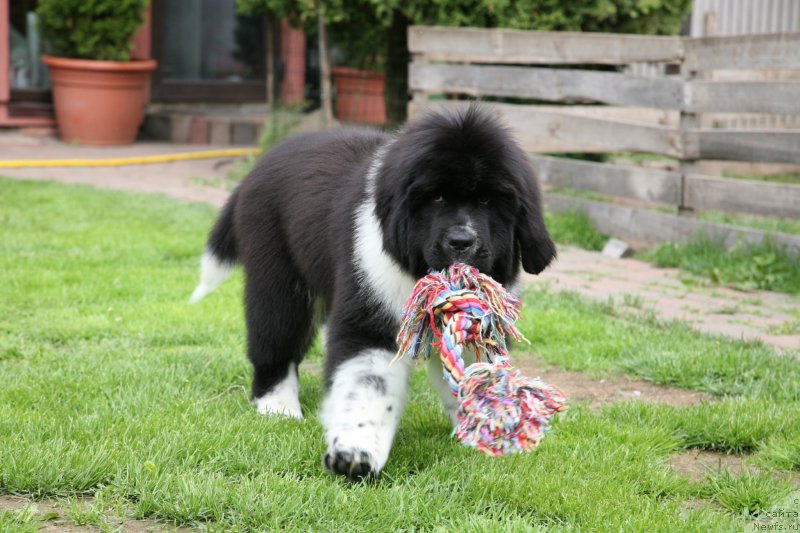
375;105;556;284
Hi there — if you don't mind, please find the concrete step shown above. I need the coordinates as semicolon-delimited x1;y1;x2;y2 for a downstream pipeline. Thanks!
141;105;330;146
142;109;264;146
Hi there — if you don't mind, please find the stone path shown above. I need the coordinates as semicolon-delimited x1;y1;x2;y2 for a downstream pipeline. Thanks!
525;248;800;351
0;132;231;206
2;132;798;352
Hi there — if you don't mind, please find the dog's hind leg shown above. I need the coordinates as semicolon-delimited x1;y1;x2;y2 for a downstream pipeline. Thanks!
243;254;315;420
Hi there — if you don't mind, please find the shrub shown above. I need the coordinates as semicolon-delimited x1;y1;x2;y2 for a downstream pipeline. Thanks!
37;0;147;61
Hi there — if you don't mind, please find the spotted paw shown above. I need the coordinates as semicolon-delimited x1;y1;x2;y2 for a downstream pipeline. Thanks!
323;448;380;480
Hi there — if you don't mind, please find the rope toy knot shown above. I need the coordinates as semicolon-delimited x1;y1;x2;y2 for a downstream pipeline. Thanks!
395;263;568;456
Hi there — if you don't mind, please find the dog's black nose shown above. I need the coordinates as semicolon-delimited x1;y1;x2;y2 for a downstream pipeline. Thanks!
446;227;477;253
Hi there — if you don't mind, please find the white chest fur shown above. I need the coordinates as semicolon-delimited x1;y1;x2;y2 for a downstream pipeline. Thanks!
352;145;417;319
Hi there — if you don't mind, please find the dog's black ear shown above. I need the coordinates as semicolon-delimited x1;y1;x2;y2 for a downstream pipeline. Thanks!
373;153;412;268
515;165;556;275
380;195;410;265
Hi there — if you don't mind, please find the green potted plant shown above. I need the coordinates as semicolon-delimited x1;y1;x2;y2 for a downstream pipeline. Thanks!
37;0;155;145
237;0;388;126
322;10;387;126
328;20;387;126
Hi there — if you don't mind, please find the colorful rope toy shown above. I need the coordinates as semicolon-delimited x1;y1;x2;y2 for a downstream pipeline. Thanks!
395;263;568;456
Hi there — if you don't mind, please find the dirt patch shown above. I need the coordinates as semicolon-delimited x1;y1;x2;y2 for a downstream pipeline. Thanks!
667;450;800;487
1;496;89;532
516;357;713;409
667;450;746;482
0;495;191;532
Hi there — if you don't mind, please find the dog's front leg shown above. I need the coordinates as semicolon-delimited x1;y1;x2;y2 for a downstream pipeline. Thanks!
427;344;477;427
321;348;411;480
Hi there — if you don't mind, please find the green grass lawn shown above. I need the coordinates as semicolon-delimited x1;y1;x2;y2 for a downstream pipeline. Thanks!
1;178;798;531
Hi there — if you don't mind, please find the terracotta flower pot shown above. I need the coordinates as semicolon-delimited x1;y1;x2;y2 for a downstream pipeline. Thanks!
42;55;157;146
330;67;386;126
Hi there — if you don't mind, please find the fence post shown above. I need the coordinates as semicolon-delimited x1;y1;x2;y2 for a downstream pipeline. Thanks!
678;11;716;216
408;52;429;117
678;40;697;216
697;11;717;129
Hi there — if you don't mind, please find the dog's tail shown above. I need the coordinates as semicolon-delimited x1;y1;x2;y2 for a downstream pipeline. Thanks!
189;189;240;304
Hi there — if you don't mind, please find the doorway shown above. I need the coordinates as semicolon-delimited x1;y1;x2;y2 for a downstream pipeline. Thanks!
150;0;269;102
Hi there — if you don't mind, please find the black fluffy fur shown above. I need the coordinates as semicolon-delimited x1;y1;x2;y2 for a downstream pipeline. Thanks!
203;104;555;449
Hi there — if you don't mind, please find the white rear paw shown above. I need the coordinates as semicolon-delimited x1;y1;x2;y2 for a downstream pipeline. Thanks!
254;394;303;419
254;363;303;419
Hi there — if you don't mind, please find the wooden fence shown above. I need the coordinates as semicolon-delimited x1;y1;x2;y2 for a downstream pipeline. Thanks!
408;26;800;255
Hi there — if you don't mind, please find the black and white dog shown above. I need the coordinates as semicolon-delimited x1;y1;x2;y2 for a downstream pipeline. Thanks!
190;105;556;479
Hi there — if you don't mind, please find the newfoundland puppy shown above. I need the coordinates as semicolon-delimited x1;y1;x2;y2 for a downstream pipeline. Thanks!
190;105;556;479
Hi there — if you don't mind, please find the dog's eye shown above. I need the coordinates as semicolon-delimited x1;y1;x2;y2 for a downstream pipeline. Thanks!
433;195;444;203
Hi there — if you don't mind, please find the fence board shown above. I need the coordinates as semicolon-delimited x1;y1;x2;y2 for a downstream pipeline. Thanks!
545;194;800;257
529;155;681;205
407;25;800;254
685;174;800;218
684;129;800;164
409;101;683;156
687;80;800;114
408;26;684;65
409;63;683;109
684;33;800;71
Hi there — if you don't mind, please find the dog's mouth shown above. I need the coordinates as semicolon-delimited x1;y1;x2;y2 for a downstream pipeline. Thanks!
426;249;491;272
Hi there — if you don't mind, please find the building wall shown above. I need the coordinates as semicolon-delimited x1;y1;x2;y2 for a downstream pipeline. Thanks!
691;0;800;132
691;0;800;36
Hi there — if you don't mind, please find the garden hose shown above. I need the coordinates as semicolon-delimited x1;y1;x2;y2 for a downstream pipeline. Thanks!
0;148;261;169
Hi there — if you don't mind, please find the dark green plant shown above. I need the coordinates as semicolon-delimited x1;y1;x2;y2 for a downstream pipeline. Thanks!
37;0;148;61
238;0;690;35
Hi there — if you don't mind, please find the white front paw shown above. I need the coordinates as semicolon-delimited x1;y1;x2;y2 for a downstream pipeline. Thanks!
320;349;410;479
323;429;387;479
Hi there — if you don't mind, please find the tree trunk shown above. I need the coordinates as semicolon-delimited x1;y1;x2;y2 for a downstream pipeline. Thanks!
385;12;409;130
318;9;334;128
264;14;277;112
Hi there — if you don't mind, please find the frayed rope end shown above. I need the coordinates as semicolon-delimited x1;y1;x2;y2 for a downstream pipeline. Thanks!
396;263;568;456
454;359;568;456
